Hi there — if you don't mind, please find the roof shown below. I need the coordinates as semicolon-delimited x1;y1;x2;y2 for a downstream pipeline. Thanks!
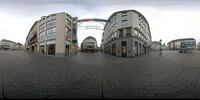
168;38;196;44
81;36;97;45
78;18;107;22
1;39;16;44
26;21;38;40
82;36;97;42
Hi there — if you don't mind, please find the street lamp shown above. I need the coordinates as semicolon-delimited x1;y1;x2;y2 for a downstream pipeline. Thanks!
160;39;162;55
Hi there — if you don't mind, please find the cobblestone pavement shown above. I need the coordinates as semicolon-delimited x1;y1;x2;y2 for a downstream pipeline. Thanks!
0;50;200;99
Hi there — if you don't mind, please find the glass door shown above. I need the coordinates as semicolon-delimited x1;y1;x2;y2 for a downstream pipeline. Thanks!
121;41;127;57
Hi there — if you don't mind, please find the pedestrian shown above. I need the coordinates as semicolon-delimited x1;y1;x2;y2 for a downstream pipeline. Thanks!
159;48;162;55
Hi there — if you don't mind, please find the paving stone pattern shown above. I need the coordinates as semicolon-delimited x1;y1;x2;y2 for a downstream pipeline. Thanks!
0;51;200;99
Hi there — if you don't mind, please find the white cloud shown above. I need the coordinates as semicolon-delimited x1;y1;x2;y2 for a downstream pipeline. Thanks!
1;1;200;46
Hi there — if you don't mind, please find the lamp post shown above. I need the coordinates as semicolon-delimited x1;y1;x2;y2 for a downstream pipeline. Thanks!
160;39;162;55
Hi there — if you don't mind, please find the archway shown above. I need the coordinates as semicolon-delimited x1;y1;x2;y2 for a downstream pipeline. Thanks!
77;18;107;50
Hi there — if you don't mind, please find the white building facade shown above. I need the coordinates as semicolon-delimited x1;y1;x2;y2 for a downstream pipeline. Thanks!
102;10;152;57
168;38;196;50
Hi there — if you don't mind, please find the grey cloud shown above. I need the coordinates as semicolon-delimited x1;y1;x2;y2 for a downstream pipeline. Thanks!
1;0;200;7
1;0;200;18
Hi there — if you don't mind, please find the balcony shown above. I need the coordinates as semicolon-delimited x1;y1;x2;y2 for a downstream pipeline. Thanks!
28;34;37;45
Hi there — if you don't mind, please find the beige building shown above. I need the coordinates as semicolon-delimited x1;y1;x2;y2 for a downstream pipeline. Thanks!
25;12;78;56
102;10;152;57
0;39;23;51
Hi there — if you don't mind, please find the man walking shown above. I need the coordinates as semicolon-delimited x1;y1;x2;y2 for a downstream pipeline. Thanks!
159;39;162;55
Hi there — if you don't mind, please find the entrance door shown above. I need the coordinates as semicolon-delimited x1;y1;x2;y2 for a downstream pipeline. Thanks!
40;45;45;54
135;42;138;56
139;43;141;56
112;43;116;56
121;41;127;57
142;45;145;55
48;44;55;55
108;46;111;55
31;46;34;52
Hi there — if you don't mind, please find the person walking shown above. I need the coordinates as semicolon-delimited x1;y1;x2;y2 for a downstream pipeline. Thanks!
159;39;162;55
159;48;162;55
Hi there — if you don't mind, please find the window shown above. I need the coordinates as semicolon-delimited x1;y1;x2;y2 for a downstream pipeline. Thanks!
114;31;117;39
122;11;127;14
66;19;72;26
119;29;123;38
122;19;127;22
46;27;56;39
113;16;117;21
138;32;141;38
66;27;71;34
42;17;45;20
46;16;50;18
39;31;45;41
39;24;45;31
126;28;131;36
121;14;127;17
46;19;56;27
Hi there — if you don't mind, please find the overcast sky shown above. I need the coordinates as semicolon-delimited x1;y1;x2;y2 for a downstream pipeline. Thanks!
1;0;200;46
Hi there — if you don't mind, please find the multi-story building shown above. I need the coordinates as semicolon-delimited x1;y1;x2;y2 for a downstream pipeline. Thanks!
25;12;78;56
81;36;97;52
151;41;160;51
102;10;152;57
197;42;200;50
25;21;38;53
168;38;196;50
0;39;23;51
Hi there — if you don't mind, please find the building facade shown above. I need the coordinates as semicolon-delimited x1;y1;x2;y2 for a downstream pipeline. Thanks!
25;12;78;56
168;38;196;50
197;42;200;50
0;39;23;51
25;21;38;53
151;41;160;51
102;10;152;57
81;36;97;52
